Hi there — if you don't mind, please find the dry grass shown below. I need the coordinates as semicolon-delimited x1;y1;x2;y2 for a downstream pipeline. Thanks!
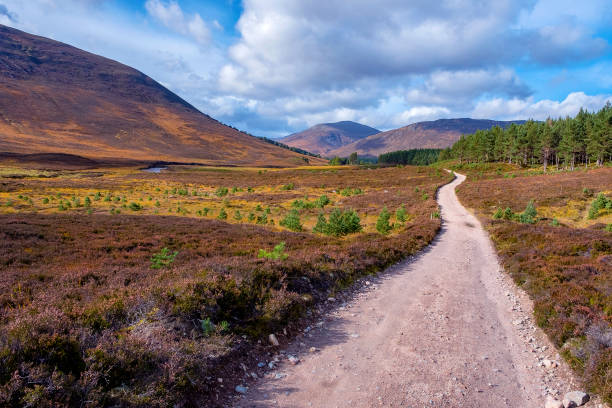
0;164;450;407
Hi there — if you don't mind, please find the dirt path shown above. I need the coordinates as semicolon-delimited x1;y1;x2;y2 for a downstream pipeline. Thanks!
234;173;581;408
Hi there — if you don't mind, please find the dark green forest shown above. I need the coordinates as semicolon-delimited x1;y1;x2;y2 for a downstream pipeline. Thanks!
378;149;441;165
440;103;612;169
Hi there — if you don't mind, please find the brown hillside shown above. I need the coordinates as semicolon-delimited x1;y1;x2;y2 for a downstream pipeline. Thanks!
280;121;380;156
329;118;526;158
0;25;321;167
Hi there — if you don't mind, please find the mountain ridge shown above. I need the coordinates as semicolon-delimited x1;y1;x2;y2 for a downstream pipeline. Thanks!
328;118;527;158
279;121;380;156
0;24;321;167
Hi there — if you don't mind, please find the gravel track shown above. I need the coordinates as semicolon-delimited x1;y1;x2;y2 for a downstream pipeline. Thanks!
235;173;589;408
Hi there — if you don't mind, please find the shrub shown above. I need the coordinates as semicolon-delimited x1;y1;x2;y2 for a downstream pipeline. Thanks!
376;207;392;234
551;218;560;226
517;200;537;224
248;212;255;222
255;204;263;212
606;224;612;232
315;194;330;208
339;187;363;196
218;208;227;220
422;193;429;200
233;210;242;221
150;247;178;269
292;199;315;209
588;193;612;219
42;197;49;204
200;318;215;337
258;242;288;260
256;213;268;225
280;209;302;232
396;205;407;223
280;183;294;191
493;208;503;219
215;187;228;197
128;202;142;211
314;209;362;236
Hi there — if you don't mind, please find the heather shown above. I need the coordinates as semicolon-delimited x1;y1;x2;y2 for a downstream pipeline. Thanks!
455;165;612;403
0;164;449;407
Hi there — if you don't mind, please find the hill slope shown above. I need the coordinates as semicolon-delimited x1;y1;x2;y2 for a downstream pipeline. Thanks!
279;121;380;156
0;25;319;167
329;118;526;158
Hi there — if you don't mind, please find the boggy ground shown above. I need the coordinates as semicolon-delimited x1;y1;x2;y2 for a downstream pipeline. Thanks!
0;164;450;407
451;163;612;404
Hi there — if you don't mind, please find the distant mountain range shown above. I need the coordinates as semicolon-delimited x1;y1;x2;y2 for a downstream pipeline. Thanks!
0;25;321;167
282;119;527;158
279;121;381;156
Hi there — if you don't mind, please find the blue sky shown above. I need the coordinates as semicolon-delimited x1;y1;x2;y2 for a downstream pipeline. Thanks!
1;0;611;137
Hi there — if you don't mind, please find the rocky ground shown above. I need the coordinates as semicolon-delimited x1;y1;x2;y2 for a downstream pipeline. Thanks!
228;173;606;408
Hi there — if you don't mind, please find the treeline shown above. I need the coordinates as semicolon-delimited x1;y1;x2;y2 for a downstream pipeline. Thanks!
440;103;612;169
378;149;441;165
258;137;321;158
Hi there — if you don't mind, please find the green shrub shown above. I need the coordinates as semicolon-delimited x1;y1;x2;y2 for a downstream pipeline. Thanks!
606;224;612;232
258;242;288;260
339;187;363;196
200;318;215;337
256;213;268;225
396;205;407;223
551;218;560;226
280;209;303;231
292;198;315;209
280;183;294;191
128;202;142;211
314;209;362;236
248;212;255;222
42;197;49;204
215;187;229;197
233;210;242;221
150;247;178;269
493;208;503;219
422;193;429;200
316;194;331;208
517;200;537;224
376;207;392;234
104;193;111;202
218;208;227;220
588;193;612;219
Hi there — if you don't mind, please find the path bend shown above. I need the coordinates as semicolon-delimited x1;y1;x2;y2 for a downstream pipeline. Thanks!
236;172;562;408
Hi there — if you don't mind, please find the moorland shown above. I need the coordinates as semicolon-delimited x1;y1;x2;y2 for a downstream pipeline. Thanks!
0;164;450;406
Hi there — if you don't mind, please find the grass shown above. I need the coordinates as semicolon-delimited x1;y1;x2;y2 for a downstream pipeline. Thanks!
0;164;451;407
455;164;612;403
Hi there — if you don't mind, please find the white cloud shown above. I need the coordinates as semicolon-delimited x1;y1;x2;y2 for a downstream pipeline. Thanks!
472;92;612;120
145;0;210;45
392;106;452;126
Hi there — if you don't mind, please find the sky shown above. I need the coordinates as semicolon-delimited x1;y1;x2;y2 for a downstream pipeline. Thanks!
1;0;611;137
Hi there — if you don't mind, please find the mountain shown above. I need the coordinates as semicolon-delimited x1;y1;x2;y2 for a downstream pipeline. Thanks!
0;25;321;167
279;121;380;156
328;118;527;158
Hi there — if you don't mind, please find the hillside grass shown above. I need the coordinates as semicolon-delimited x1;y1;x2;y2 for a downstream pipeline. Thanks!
0;164;451;407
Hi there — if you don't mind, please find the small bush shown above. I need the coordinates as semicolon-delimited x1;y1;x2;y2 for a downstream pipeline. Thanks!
233;210;242;221
215;187;229;197
588;193;612;219
517;200;537;224
150;247;178;269
493;208;503;219
376;207;392;234
316;194;330;208
128;202;142;211
422;193;429;200
314;209;362;236
258;242;288;260
396;205;407;223
280;209;302;232
42;197;49;204
292;199;315;209
218;208;227;220
339;187;363;197
256;213;268;225
280;183;294;191
200;318;215;337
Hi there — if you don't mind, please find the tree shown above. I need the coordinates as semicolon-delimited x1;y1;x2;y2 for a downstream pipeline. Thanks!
348;152;359;165
376;207;392;234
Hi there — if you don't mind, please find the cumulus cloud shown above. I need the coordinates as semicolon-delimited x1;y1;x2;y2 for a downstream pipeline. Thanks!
472;92;612;120
145;0;210;45
0;3;16;22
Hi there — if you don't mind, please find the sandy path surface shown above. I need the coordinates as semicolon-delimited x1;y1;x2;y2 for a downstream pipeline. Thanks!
234;173;582;408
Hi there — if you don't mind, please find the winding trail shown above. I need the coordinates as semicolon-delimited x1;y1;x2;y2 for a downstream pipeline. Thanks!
235;173;573;408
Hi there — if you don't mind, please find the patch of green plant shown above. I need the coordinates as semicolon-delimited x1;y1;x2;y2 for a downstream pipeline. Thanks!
200;318;215;337
280;183;294;191
422;193;429;200
606;224;612;232
588;193;612;219
316;194;331;208
248;212;255;222
313;209;362;236
396;205;407;223
42;197;49;204
258;242;288;260
218;208;227;220
150;247;178;269
215;187;229;197
339;187;363;196
280;209;303;231
233;210;242;221
517;200;537;224
376;207;392;234
128;202;142;211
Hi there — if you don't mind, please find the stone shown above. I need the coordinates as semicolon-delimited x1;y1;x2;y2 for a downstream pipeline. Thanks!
562;391;589;407
288;355;300;365
543;359;557;369
544;396;563;408
269;333;280;346
235;385;248;394
309;347;318;353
